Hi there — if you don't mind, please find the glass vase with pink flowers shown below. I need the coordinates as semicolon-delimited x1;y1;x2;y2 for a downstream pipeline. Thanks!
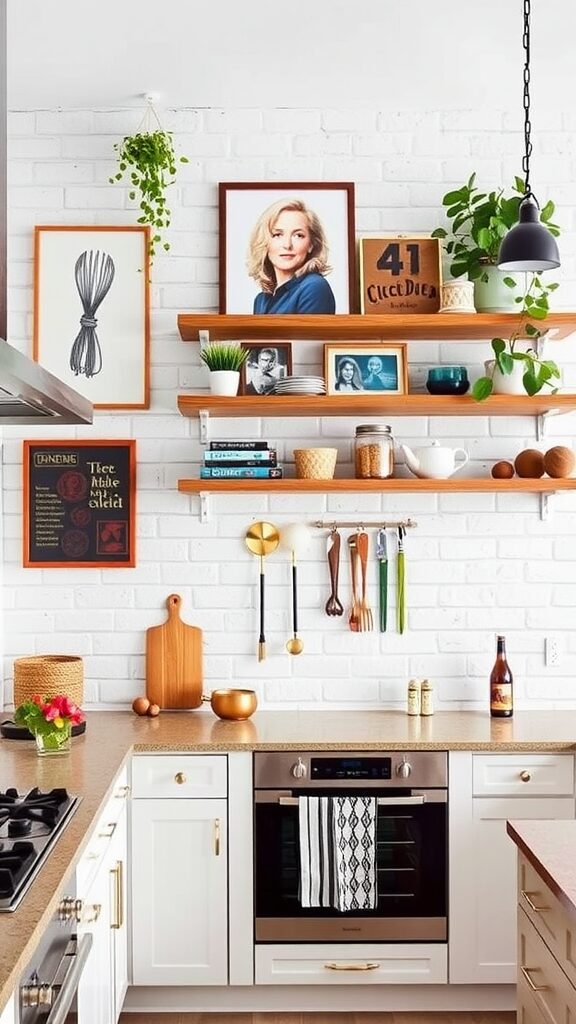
14;693;85;756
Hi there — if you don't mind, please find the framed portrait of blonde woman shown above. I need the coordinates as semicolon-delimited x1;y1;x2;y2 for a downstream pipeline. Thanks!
219;182;356;314
324;343;408;396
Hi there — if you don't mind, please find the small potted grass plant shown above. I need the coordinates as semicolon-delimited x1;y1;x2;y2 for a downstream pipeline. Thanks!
200;343;249;396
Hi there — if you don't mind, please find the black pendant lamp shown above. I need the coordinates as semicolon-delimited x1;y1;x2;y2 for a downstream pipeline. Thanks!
498;0;560;272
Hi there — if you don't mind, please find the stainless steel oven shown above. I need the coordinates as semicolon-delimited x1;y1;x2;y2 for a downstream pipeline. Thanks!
254;750;447;943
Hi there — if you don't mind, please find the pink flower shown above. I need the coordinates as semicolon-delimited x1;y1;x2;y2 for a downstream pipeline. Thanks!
40;694;85;726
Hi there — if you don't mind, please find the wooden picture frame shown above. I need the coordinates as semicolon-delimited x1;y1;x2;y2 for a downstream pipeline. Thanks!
239;342;293;395
23;439;136;568
359;235;442;315
219;182;356;314
34;225;150;409
324;343;408;396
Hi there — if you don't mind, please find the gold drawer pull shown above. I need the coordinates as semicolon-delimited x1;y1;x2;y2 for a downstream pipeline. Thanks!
324;961;379;971
520;770;531;782
99;822;117;838
521;889;549;913
521;965;548;992
214;818;221;856
175;772;186;785
110;860;124;929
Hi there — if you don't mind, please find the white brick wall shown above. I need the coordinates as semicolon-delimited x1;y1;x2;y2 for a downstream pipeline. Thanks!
2;105;576;712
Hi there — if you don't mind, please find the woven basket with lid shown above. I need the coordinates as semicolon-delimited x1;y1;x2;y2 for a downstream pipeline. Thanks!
13;655;84;707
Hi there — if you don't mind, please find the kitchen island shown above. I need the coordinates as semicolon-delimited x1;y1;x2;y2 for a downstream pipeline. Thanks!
2;707;576;1015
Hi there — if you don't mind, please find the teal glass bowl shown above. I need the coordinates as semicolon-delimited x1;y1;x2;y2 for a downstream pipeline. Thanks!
426;366;470;395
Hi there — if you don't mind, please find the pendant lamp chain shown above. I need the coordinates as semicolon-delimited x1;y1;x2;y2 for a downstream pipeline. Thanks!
522;0;533;199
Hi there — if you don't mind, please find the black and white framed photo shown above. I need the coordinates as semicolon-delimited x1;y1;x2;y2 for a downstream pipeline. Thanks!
219;182;356;314
239;342;293;395
34;225;150;409
324;343;408;396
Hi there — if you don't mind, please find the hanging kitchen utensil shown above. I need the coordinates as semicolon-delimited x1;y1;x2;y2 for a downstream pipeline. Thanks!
356;530;373;632
146;593;203;709
245;521;280;661
397;525;406;634
376;528;388;633
325;527;344;617
286;550;304;655
347;532;361;632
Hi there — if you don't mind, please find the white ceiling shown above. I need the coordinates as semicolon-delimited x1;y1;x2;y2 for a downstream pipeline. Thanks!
7;0;576;112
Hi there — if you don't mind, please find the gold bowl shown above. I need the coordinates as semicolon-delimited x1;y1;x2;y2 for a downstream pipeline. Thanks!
203;688;258;721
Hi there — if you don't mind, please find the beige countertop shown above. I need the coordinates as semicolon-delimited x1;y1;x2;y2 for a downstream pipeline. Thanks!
507;819;576;924
2;706;576;1011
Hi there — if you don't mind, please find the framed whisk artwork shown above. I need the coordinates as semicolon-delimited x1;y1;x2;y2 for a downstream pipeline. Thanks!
33;225;150;409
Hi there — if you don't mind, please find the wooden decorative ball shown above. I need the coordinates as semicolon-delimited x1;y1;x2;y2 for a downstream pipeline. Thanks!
514;449;545;479
543;445;576;479
491;461;515;479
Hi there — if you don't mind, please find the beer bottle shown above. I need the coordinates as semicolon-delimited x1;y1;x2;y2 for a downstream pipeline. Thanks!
490;635;513;718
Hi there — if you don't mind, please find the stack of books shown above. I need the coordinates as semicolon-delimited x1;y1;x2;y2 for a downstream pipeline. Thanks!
200;440;283;479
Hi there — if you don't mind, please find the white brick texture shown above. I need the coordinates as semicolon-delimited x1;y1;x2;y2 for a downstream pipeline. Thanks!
3;104;576;712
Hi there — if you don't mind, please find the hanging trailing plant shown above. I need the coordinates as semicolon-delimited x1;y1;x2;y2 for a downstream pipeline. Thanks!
109;100;188;261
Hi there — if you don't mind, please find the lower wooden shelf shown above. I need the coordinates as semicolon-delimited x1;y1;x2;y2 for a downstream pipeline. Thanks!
178;477;576;494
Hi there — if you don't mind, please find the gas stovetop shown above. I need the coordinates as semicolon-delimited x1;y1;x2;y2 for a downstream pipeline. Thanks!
0;787;80;912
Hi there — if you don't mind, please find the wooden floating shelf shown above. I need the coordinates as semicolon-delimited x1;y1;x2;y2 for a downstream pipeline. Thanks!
177;393;576;419
178;478;576;495
178;312;576;343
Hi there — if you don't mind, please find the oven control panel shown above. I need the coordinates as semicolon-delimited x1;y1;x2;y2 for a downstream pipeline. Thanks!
310;757;391;780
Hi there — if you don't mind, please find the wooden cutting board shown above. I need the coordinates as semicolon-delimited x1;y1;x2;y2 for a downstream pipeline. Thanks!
145;594;203;709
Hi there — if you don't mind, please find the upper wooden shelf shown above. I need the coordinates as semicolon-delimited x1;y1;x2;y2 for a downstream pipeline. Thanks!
178;477;576;495
177;393;576;419
177;312;576;343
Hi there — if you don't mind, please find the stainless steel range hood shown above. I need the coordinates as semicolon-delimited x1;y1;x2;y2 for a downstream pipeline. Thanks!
0;5;92;426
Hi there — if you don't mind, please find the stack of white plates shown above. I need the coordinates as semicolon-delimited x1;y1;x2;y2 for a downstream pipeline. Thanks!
274;376;326;395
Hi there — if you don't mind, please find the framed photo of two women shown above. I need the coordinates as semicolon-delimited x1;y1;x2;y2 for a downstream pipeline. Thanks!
219;182;356;314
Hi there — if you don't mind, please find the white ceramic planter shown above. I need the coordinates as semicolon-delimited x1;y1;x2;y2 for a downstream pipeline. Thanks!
474;266;518;313
210;370;240;397
484;358;526;395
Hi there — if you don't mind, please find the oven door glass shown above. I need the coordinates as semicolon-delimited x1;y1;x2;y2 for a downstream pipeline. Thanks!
254;790;446;935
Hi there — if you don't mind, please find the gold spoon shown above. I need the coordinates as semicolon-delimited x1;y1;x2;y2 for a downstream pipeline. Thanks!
245;522;280;661
286;550;304;655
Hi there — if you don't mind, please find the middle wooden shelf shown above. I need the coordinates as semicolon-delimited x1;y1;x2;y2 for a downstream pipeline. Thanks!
178;478;576;495
177;393;576;419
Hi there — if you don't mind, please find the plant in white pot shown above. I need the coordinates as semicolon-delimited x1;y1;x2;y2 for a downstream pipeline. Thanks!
200;343;249;396
472;274;561;400
432;173;560;312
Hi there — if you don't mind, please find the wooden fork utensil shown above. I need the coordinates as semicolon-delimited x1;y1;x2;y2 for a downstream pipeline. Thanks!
356;530;374;632
347;533;361;631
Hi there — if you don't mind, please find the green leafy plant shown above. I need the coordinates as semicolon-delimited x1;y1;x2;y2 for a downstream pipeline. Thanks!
472;274;561;400
110;129;188;261
15;693;85;751
432;173;560;282
200;343;249;372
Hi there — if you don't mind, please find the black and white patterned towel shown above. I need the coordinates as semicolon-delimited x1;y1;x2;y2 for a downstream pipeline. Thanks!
299;795;377;912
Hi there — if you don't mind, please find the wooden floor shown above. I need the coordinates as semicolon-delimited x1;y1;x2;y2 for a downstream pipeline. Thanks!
119;1013;515;1023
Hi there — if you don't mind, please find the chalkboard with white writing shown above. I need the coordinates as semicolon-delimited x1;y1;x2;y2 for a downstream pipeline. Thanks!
23;440;136;567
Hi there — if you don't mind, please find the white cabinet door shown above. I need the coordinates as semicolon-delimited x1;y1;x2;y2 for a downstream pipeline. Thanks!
108;802;128;1020
449;751;575;985
131;798;228;985
77;855;114;1024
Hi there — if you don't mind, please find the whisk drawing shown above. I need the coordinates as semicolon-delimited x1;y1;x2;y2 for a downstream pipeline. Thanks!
69;249;115;378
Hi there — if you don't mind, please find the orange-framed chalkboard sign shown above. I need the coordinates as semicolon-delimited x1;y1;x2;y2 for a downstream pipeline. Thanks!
359;235;442;315
23;439;136;568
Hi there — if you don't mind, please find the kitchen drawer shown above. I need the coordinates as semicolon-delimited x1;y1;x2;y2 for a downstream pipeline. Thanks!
472;754;574;797
518;906;575;1024
255;943;447;986
77;764;129;893
131;754;227;799
518;853;576;991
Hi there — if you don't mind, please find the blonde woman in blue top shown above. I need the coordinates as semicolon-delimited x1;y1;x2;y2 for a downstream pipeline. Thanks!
247;198;336;314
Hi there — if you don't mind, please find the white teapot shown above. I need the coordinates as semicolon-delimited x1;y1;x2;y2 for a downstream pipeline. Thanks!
400;440;469;480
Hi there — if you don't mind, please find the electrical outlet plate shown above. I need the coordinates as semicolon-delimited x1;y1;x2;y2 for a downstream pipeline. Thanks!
545;637;561;667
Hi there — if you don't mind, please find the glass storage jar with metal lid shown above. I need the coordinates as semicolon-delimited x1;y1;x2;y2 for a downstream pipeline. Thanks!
354;424;394;479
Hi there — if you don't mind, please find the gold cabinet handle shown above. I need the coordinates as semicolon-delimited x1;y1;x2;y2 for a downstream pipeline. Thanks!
520;770;531;782
99;822;117;838
110;860;124;930
521;889;549;913
175;772;186;785
520;965;548;992
324;961;380;971
214;818;221;856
